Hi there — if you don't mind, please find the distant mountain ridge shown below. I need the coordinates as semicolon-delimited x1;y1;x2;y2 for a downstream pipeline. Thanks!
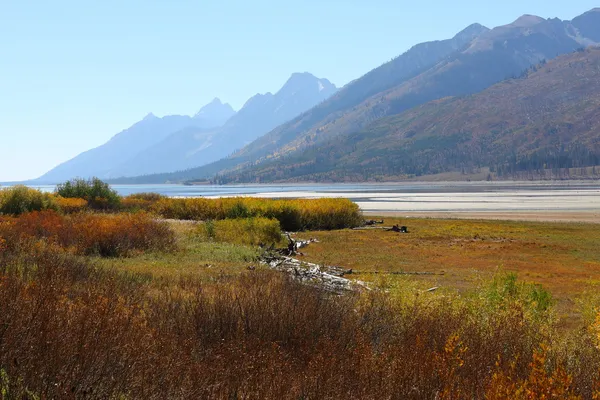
118;8;600;184
37;98;236;182
110;73;337;177
36;73;336;182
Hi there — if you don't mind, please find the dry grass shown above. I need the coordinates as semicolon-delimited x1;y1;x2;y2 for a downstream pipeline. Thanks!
194;217;284;246
93;220;261;280
299;217;600;325
1;241;598;398
1;208;600;398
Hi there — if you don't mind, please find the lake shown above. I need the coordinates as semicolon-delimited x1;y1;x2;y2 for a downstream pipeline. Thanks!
11;181;600;213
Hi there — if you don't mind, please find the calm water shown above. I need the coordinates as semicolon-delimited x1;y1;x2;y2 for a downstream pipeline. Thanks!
6;182;600;213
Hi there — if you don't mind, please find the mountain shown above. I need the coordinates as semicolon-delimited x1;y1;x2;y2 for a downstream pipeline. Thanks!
215;47;600;182
36;99;235;183
109;73;337;177
113;22;490;183
126;8;600;184
193;98;236;126
232;12;597;163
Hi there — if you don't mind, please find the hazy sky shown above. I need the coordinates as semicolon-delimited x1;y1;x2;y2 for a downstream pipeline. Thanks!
1;0;597;181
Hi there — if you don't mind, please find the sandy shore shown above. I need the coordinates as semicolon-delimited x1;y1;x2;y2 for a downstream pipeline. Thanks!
364;210;600;223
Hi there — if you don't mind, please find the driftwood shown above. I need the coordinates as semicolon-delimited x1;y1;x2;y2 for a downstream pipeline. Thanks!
261;256;364;293
275;234;320;256
260;234;364;292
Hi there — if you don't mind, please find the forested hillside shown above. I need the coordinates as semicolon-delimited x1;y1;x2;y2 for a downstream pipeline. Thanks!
215;48;600;182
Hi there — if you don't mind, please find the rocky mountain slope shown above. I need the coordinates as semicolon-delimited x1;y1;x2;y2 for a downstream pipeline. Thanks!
111;73;337;177
129;8;600;184
217;47;600;182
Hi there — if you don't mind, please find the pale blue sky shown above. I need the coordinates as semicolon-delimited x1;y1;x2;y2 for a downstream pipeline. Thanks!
1;1;597;181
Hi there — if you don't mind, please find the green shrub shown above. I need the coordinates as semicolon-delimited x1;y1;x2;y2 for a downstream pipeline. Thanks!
55;178;120;210
0;186;57;216
481;272;553;318
195;217;283;246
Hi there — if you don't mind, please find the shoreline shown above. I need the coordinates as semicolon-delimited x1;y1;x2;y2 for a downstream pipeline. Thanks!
365;210;600;223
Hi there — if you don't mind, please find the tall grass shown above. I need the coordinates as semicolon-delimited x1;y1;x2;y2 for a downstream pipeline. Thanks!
0;245;598;398
152;197;363;231
3;183;363;232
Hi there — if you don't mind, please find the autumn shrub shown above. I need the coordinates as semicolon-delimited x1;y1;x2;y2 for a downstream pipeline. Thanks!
55;177;120;210
126;192;165;202
120;192;165;212
152;197;363;231
0;186;56;216
0;211;175;257
53;196;88;214
70;212;176;257
195;217;283;246
0;253;599;398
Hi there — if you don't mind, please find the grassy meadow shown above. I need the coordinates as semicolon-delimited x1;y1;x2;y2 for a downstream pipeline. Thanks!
1;181;600;398
300;218;600;326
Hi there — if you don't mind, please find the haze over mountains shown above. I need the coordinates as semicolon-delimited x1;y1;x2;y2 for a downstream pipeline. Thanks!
37;74;336;182
37;99;235;182
40;8;600;184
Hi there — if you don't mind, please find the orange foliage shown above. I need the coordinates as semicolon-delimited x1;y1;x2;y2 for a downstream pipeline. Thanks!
486;345;581;399
0;210;175;257
53;196;88;213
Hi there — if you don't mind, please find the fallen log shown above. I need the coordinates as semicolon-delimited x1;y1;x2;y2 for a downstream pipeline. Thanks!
276;234;320;256
262;256;365;292
364;219;384;226
260;234;365;292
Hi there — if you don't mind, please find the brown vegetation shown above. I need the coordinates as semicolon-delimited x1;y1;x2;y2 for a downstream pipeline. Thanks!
0;211;175;257
1;185;600;397
1;239;599;398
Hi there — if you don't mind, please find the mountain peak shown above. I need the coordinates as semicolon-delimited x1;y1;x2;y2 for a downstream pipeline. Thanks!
142;112;157;121
453;23;490;41
194;98;236;121
511;14;546;27
279;72;336;97
285;72;319;86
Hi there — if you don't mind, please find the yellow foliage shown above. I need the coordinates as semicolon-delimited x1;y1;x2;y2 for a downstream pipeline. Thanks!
152;197;363;231
53;196;88;214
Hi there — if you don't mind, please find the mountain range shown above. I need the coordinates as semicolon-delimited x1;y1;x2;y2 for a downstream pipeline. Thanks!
37;74;336;182
40;8;600;184
217;47;600;182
